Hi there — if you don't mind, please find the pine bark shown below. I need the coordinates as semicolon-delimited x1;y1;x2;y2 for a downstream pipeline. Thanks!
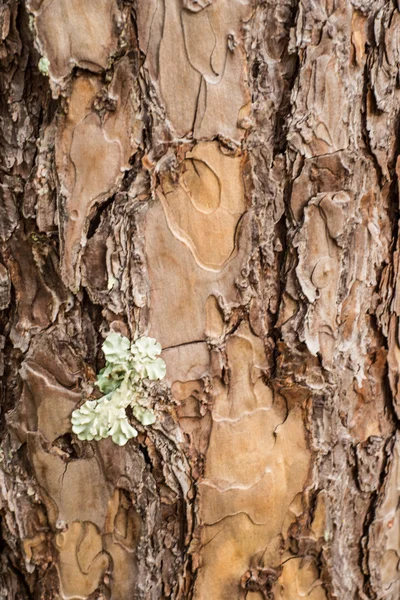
0;0;399;599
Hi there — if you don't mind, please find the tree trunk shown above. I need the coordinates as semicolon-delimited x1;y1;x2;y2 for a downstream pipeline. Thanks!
0;0;399;598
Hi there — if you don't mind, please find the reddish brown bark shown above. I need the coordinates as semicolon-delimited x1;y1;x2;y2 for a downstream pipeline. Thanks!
0;1;399;599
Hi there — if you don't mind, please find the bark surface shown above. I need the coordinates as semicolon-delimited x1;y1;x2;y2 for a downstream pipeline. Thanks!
0;0;399;599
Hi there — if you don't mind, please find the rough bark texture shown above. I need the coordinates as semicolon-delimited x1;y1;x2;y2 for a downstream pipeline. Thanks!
0;0;399;599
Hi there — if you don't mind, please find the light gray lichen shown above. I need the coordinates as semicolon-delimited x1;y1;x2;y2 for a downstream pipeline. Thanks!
38;57;50;76
71;333;166;446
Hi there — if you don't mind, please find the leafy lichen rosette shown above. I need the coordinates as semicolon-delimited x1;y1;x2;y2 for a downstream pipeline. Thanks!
71;333;166;446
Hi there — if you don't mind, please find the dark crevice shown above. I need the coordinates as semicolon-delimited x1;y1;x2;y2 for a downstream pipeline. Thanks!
360;56;385;187
360;433;397;600
86;194;116;240
162;339;207;351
